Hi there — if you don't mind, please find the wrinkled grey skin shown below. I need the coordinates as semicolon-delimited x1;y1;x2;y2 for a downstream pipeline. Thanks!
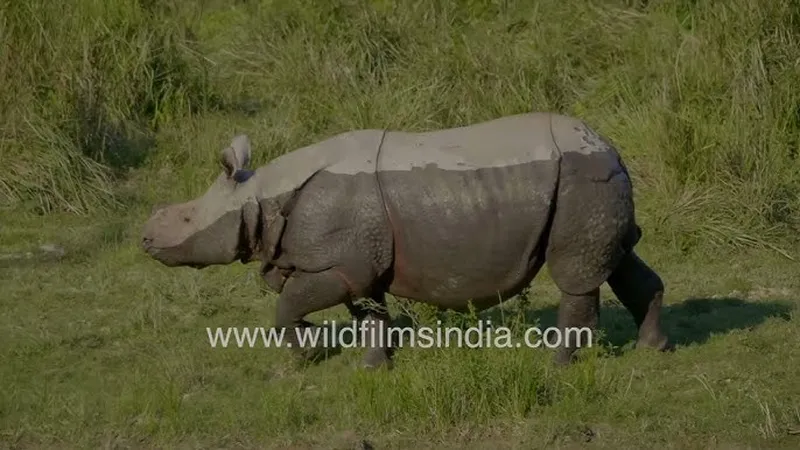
142;112;672;369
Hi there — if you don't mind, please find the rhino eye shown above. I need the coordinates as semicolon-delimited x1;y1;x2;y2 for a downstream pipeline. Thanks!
183;217;191;223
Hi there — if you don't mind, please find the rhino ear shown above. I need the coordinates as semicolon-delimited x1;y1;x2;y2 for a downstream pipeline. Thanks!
220;134;252;178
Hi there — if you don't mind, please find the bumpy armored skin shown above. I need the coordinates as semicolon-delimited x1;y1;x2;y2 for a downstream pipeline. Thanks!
141;112;671;368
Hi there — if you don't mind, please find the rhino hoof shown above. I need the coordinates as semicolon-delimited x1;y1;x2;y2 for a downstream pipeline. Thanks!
361;356;394;371
362;361;394;371
554;349;576;367
636;334;674;353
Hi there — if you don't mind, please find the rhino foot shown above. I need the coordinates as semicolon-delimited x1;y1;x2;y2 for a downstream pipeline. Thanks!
345;295;396;371
636;331;674;353
554;348;577;366
361;348;394;370
607;251;672;355
281;321;344;367
290;347;330;367
553;288;600;367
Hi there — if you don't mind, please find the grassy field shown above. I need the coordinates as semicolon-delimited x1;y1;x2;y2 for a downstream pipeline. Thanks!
2;0;800;448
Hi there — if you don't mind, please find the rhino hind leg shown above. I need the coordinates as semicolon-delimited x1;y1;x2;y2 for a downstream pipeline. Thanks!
554;288;600;365
544;154;639;364
606;251;672;352
544;149;672;363
345;292;395;370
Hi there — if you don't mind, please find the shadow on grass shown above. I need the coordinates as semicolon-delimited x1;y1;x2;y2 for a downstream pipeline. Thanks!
481;296;795;350
377;296;795;357
629;297;792;348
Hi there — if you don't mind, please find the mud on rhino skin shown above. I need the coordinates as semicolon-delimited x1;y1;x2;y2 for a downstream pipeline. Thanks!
141;112;673;368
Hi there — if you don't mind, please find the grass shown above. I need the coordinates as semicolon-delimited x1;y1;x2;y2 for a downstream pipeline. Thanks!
1;0;800;448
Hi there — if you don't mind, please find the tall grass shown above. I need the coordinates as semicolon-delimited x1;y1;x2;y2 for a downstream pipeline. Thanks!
0;0;217;213
1;0;798;253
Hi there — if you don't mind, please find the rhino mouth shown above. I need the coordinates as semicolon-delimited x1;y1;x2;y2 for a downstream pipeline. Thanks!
142;243;207;269
141;239;187;267
141;239;159;259
144;247;208;269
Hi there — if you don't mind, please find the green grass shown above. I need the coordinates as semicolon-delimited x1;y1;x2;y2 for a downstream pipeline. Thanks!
2;0;800;448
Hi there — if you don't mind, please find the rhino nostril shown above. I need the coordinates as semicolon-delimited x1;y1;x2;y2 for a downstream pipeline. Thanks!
142;237;153;248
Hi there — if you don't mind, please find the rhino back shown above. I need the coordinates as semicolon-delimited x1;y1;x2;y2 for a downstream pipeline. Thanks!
376;113;562;307
252;129;385;200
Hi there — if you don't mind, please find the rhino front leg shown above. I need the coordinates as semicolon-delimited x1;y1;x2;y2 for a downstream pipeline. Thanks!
554;288;600;366
274;270;352;363
606;251;672;352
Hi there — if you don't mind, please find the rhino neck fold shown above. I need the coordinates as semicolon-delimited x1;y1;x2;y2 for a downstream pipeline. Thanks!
237;199;262;264
373;129;398;282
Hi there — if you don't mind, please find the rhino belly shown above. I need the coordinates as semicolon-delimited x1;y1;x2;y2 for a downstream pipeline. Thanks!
378;160;559;309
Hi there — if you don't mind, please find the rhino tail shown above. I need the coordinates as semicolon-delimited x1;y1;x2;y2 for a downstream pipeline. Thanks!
622;223;642;254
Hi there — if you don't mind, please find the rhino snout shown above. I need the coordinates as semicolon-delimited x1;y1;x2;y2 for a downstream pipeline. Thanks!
141;208;168;254
141;236;154;251
141;233;162;260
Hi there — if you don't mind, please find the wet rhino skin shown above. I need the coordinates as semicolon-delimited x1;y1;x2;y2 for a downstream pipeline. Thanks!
141;112;672;369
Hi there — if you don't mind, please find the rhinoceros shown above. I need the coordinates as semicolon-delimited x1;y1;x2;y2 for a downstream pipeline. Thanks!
141;112;672;368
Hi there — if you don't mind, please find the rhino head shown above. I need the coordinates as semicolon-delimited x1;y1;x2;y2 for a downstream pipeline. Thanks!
141;135;284;269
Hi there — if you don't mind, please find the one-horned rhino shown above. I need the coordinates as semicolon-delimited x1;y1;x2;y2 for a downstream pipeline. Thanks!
141;112;672;368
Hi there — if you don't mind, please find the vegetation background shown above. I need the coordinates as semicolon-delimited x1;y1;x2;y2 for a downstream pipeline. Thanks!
1;0;799;448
